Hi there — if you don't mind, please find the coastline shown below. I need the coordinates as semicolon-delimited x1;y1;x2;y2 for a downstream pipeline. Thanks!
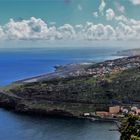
1;55;140;125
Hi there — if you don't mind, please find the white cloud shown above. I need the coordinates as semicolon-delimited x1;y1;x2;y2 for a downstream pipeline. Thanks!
84;23;116;40
0;16;140;41
75;24;83;29
49;22;56;26
99;0;106;16
78;4;83;11
0;26;5;39
115;15;128;23
93;12;98;18
130;0;140;5
115;2;125;14
4;17;49;40
47;26;62;40
58;24;76;39
104;25;116;39
114;15;140;39
106;8;115;20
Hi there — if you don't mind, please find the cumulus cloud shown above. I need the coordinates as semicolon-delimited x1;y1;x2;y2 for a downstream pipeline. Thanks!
75;24;83;29
0;16;140;41
4;17;49;40
106;8;115;20
93;12;98;18
0;26;5;38
115;15;128;23
130;0;140;5
99;0;106;16
58;24;76;39
83;23;116;40
115;2;125;14
114;15;140;39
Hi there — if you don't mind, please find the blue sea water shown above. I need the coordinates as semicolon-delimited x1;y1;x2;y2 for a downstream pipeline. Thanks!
0;40;124;86
0;40;124;140
0;108;120;140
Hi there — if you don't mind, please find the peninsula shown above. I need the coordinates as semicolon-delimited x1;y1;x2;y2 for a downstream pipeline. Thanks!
1;55;140;120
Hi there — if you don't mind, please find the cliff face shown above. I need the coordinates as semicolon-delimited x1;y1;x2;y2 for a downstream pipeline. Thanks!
1;60;140;117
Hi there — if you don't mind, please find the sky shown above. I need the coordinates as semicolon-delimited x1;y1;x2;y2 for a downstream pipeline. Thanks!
0;0;140;41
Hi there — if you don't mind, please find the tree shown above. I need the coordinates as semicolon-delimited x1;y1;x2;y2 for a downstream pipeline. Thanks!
120;115;140;140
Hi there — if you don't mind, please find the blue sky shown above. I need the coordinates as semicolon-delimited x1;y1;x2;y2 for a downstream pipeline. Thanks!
0;0;139;25
0;0;140;41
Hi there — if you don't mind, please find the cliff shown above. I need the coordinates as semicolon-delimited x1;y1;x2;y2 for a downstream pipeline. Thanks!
1;56;140;117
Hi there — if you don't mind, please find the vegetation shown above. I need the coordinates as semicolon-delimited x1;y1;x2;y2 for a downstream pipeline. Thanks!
1;83;23;91
1;65;140;117
120;115;140;140
130;135;140;140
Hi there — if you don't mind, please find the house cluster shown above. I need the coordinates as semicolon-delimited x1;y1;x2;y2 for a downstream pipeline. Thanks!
69;56;140;77
121;106;140;116
83;106;122;119
83;105;140;120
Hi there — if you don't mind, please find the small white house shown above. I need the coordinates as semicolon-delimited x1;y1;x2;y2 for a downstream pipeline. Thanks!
83;113;90;116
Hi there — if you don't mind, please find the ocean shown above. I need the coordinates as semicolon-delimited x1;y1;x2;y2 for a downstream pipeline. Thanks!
0;40;124;140
0;108;120;140
0;40;124;86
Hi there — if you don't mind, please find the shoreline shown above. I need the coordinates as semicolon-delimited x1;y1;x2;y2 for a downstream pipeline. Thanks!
14;55;124;84
0;53;124;87
1;55;140;124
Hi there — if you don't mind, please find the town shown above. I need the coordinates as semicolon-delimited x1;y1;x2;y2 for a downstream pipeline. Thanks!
79;56;140;121
82;105;140;122
20;55;140;84
68;55;140;78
